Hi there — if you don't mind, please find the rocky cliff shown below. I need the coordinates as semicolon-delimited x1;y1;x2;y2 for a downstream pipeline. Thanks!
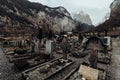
72;11;92;25
97;0;120;30
110;0;120;25
110;0;120;17
0;0;75;34
72;11;93;32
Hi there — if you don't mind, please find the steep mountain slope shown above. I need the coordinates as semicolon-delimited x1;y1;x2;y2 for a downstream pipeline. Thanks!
110;0;120;26
97;0;120;30
0;0;75;34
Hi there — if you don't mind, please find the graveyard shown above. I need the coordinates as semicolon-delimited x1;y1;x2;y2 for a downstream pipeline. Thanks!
0;0;120;80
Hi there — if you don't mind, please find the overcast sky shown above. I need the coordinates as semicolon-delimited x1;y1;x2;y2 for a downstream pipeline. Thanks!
29;0;114;25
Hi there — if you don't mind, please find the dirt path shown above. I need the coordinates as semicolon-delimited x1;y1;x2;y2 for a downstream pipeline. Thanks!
107;39;120;80
0;45;21;80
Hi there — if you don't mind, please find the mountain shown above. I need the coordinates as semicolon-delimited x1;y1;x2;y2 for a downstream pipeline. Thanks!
110;0;120;26
72;11;92;25
72;11;93;33
0;0;75;34
96;0;120;30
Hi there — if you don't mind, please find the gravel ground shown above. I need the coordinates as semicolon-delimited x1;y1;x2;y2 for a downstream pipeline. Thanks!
107;39;120;80
0;45;22;80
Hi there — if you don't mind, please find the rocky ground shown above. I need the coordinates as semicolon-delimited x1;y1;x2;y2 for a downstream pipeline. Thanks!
0;38;120;80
